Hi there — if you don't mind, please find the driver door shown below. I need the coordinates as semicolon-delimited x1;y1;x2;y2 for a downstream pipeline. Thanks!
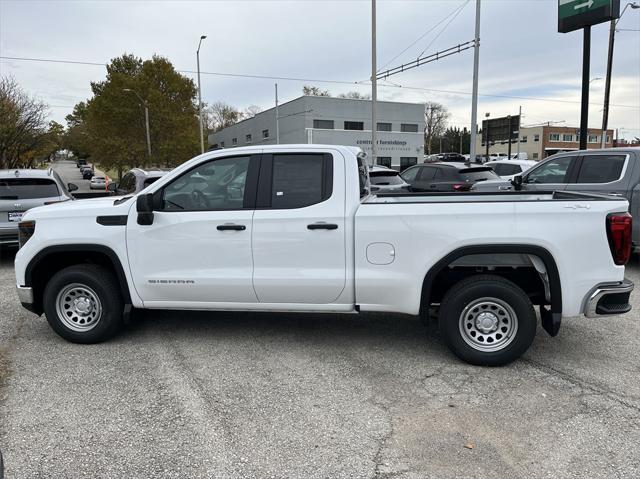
126;154;260;306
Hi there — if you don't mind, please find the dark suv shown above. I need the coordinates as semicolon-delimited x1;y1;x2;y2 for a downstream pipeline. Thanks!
401;162;500;192
1;169;77;247
113;168;169;196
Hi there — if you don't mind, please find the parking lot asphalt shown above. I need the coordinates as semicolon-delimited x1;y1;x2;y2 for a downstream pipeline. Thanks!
0;248;639;478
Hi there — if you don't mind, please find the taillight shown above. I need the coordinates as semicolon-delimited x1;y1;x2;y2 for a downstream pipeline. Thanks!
453;184;471;191
606;212;632;265
18;220;36;248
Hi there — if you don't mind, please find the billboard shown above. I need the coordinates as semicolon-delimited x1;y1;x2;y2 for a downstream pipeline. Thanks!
481;115;520;143
558;0;620;33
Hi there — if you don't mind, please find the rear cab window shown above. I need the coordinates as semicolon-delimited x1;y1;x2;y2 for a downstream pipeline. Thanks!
0;178;60;199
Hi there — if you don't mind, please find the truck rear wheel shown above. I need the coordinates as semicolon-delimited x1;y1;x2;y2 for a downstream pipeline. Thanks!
439;275;536;366
43;264;124;343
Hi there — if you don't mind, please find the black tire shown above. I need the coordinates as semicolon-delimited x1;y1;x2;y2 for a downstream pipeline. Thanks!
43;264;124;344
439;274;536;366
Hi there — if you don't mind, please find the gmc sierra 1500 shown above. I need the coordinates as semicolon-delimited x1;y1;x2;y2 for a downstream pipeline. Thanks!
14;145;634;365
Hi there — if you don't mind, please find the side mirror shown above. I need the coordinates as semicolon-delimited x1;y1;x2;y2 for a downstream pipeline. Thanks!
68;183;78;192
511;175;523;191
107;183;117;192
136;193;154;225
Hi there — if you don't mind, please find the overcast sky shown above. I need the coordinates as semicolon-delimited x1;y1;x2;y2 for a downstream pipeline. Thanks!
1;0;639;138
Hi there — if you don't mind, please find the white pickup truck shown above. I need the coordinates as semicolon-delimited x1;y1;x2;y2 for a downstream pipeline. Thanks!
14;145;634;365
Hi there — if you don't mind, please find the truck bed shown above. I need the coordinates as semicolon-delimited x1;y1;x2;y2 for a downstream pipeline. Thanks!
365;190;622;204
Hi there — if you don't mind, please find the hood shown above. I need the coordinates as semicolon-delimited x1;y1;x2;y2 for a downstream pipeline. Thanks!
23;195;134;221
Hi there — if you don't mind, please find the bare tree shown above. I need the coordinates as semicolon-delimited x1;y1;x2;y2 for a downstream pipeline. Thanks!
204;101;244;132
0;76;50;169
302;85;330;97
338;91;371;100
424;101;450;154
243;105;262;118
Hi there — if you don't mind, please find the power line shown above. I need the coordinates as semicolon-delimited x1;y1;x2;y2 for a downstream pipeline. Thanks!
417;0;470;58
2;55;638;110
377;0;469;72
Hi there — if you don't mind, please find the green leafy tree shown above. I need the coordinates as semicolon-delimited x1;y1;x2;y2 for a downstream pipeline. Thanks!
70;54;199;179
302;85;330;97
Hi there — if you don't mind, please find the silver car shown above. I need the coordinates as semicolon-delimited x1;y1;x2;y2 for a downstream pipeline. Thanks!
0;169;77;247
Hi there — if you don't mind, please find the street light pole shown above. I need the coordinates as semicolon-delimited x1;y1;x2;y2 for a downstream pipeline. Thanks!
601;2;639;148
275;83;280;144
123;88;152;158
197;35;207;154
469;0;481;162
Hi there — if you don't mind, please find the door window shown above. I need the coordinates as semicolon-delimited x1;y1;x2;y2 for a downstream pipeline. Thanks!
270;154;331;209
161;156;251;211
418;167;437;181
400;166;420;182
525;156;574;184
575;155;626;184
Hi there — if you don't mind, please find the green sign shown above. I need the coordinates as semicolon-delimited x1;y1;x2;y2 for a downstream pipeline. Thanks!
558;0;619;33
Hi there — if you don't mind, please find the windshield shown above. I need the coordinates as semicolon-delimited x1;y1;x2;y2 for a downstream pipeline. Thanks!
0;178;60;199
459;168;500;182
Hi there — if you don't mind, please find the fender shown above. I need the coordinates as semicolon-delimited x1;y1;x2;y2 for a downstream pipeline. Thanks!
421;244;562;336
25;244;133;311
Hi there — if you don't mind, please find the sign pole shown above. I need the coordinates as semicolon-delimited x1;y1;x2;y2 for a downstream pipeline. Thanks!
507;115;512;159
517;106;521;158
371;0;378;167
579;25;591;150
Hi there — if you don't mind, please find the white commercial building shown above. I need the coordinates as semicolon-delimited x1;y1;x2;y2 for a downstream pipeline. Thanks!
208;95;425;170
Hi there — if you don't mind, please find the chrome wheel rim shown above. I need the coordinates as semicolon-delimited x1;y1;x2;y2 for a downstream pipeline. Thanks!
55;283;102;332
459;297;518;352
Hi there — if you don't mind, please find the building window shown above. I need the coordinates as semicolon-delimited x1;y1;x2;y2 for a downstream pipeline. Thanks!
262;129;270;139
532;153;539;159
377;157;392;168
400;157;417;170
232;138;237;145
313;119;334;129
549;133;560;142
589;134;598;143
401;123;419;133
377;122;392;132
220;141;225;148
245;134;252;143
562;134;573;142
534;134;540;142
344;121;364;131
606;135;611;143
521;135;528;143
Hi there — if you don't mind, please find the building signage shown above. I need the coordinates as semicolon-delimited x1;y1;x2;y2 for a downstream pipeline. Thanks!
558;0;620;33
482;115;520;143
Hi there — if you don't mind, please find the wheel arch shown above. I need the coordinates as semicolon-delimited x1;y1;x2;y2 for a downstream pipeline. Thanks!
25;244;132;315
421;244;562;316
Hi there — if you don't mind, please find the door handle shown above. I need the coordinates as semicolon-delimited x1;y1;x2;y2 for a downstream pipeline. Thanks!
307;223;338;230
217;224;246;231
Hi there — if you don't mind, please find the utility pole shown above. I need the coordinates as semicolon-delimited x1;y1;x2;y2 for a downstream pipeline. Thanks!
507;115;512;159
275;83;280;144
579;26;591;151
123;88;152;159
517;105;521;158
469;0;481;161
197;35;207;154
371;0;378;167
459;129;463;154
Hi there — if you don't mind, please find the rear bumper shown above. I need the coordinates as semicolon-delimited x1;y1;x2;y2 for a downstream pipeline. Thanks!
584;279;634;318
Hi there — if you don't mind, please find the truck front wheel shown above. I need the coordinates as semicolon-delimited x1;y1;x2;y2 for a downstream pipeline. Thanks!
43;264;124;343
439;275;537;366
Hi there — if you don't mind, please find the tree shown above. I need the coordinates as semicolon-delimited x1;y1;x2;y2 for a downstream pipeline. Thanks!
302;85;330;97
0;76;51;169
72;54;200;179
243;105;262;118
338;91;371;100
437;126;470;154
205;101;244;132
424;101;449;154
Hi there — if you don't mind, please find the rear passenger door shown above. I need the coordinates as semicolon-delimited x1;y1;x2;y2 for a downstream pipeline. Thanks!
251;151;346;304
522;155;578;191
565;153;630;197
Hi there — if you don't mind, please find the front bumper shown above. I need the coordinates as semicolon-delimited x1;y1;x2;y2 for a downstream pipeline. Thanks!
16;285;37;313
584;279;634;318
